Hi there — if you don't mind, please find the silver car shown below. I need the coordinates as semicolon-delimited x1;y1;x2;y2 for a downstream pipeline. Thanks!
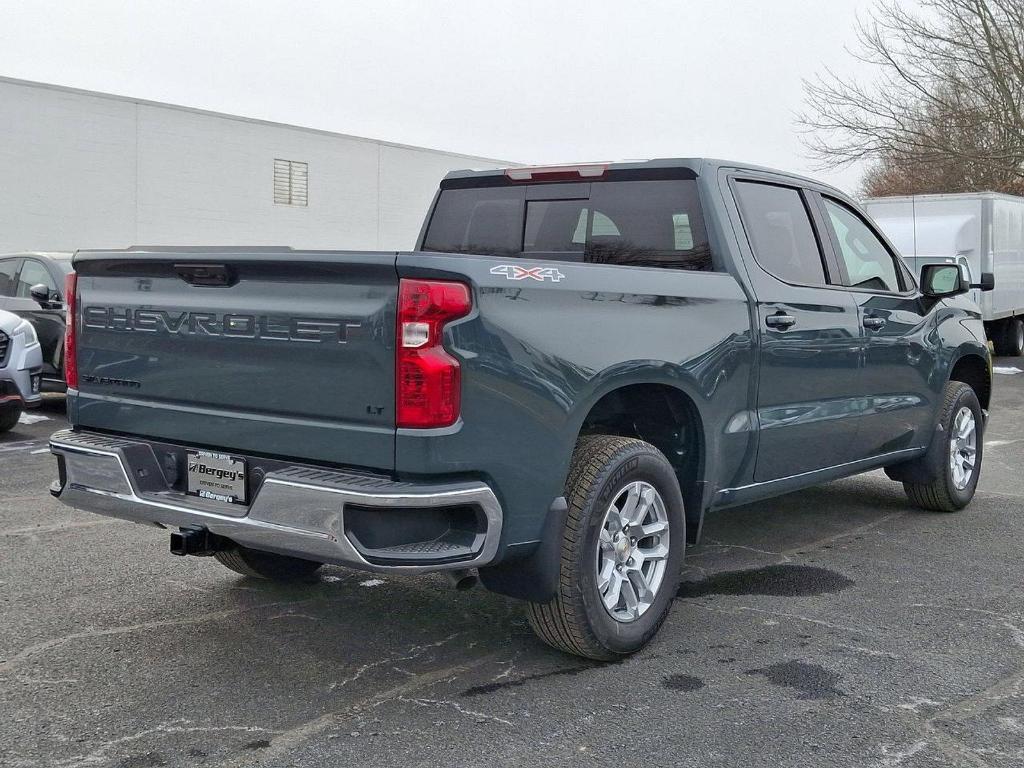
0;307;43;432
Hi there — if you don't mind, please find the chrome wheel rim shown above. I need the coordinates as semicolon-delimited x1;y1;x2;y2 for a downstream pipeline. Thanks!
949;406;977;491
595;480;670;623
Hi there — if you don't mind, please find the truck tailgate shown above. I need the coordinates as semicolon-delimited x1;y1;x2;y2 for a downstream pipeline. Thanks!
72;249;398;470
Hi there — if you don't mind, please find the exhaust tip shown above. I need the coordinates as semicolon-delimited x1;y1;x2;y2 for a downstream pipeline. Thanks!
446;568;479;591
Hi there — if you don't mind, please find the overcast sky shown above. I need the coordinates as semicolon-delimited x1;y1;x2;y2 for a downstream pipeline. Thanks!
0;0;883;193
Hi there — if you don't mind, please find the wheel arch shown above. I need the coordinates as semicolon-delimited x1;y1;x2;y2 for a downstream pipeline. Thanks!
573;375;708;545
885;353;990;486
949;352;991;412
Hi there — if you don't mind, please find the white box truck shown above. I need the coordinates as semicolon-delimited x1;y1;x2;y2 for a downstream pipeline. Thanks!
864;192;1024;356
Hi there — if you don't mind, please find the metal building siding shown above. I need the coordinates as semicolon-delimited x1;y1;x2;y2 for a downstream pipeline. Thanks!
132;102;383;249
0;80;138;251
0;77;509;253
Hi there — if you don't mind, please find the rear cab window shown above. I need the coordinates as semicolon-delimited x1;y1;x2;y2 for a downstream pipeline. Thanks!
421;171;716;271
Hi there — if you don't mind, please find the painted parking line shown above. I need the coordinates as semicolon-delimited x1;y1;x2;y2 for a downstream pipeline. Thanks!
986;439;1022;448
0;441;40;453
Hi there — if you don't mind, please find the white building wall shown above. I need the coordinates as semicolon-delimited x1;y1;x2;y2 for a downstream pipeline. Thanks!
0;77;509;253
1;79;138;251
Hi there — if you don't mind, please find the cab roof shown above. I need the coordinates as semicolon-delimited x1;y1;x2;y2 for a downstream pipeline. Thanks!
442;158;846;198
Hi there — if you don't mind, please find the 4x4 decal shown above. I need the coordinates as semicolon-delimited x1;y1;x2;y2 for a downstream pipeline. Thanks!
489;264;566;283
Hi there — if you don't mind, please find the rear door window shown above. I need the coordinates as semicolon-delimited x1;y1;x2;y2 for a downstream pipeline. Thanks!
0;259;21;297
422;179;715;271
733;181;829;286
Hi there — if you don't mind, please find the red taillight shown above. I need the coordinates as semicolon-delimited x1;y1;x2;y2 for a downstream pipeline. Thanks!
63;271;78;389
396;279;471;428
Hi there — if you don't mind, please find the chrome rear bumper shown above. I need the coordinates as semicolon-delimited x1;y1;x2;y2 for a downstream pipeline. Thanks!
49;429;502;573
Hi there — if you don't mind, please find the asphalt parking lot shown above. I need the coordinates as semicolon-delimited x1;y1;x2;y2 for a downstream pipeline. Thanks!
2;365;1024;768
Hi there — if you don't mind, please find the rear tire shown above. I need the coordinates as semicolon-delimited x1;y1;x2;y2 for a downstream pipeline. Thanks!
993;317;1024;357
0;403;22;433
214;545;323;581
526;435;685;661
901;381;983;512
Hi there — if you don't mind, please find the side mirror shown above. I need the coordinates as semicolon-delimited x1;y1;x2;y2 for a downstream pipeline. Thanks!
921;264;969;298
29;283;52;306
972;272;995;292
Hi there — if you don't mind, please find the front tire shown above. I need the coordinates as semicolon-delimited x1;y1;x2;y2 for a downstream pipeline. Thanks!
526;435;685;661
214;545;323;581
0;403;22;433
901;381;983;512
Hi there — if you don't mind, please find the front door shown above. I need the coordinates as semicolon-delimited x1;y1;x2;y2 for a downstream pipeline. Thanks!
731;179;864;482
815;194;939;457
10;259;65;379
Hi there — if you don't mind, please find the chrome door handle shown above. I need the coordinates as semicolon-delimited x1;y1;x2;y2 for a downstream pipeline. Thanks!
765;313;797;329
863;316;887;330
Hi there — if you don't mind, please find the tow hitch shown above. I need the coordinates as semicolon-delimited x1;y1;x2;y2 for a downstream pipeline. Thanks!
170;527;229;557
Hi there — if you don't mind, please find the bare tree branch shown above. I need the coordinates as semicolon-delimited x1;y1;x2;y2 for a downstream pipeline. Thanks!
797;0;1024;195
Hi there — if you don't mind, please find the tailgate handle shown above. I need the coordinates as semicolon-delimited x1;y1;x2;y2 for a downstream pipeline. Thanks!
174;263;236;287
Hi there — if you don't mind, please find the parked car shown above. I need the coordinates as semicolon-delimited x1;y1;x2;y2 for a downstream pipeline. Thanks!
864;193;1024;356
0;308;43;432
49;159;993;659
0;251;74;391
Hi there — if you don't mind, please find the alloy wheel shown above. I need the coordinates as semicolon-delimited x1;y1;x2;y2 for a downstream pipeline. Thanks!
595;481;671;623
949;406;977;491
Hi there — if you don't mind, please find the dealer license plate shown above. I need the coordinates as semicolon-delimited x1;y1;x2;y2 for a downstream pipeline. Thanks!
186;450;248;505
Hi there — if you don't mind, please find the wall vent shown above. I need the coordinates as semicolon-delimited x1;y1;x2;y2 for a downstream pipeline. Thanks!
273;159;308;206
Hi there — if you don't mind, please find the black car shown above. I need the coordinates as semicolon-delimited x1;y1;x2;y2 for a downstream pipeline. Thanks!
0;252;73;392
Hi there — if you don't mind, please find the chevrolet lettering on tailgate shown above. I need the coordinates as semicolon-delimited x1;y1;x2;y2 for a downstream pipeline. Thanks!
82;307;361;343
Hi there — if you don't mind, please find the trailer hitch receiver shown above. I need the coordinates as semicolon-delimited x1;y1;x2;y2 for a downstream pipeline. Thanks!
170;527;228;557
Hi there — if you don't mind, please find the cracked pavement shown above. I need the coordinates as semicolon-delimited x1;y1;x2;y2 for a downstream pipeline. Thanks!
2;363;1024;767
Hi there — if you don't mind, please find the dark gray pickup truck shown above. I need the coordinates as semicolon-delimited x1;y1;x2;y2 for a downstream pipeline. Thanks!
50;159;993;660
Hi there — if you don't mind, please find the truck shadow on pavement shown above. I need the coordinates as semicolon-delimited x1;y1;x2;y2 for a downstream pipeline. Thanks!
201;470;909;666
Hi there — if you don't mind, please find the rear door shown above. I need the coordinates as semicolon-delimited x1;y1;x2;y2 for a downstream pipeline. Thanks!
731;178;864;482
73;250;398;470
815;194;937;456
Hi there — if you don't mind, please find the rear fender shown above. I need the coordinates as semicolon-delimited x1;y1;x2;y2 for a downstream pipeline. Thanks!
481;368;718;603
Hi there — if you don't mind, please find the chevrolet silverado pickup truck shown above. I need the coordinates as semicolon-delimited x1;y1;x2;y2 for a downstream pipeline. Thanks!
49;159;993;660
